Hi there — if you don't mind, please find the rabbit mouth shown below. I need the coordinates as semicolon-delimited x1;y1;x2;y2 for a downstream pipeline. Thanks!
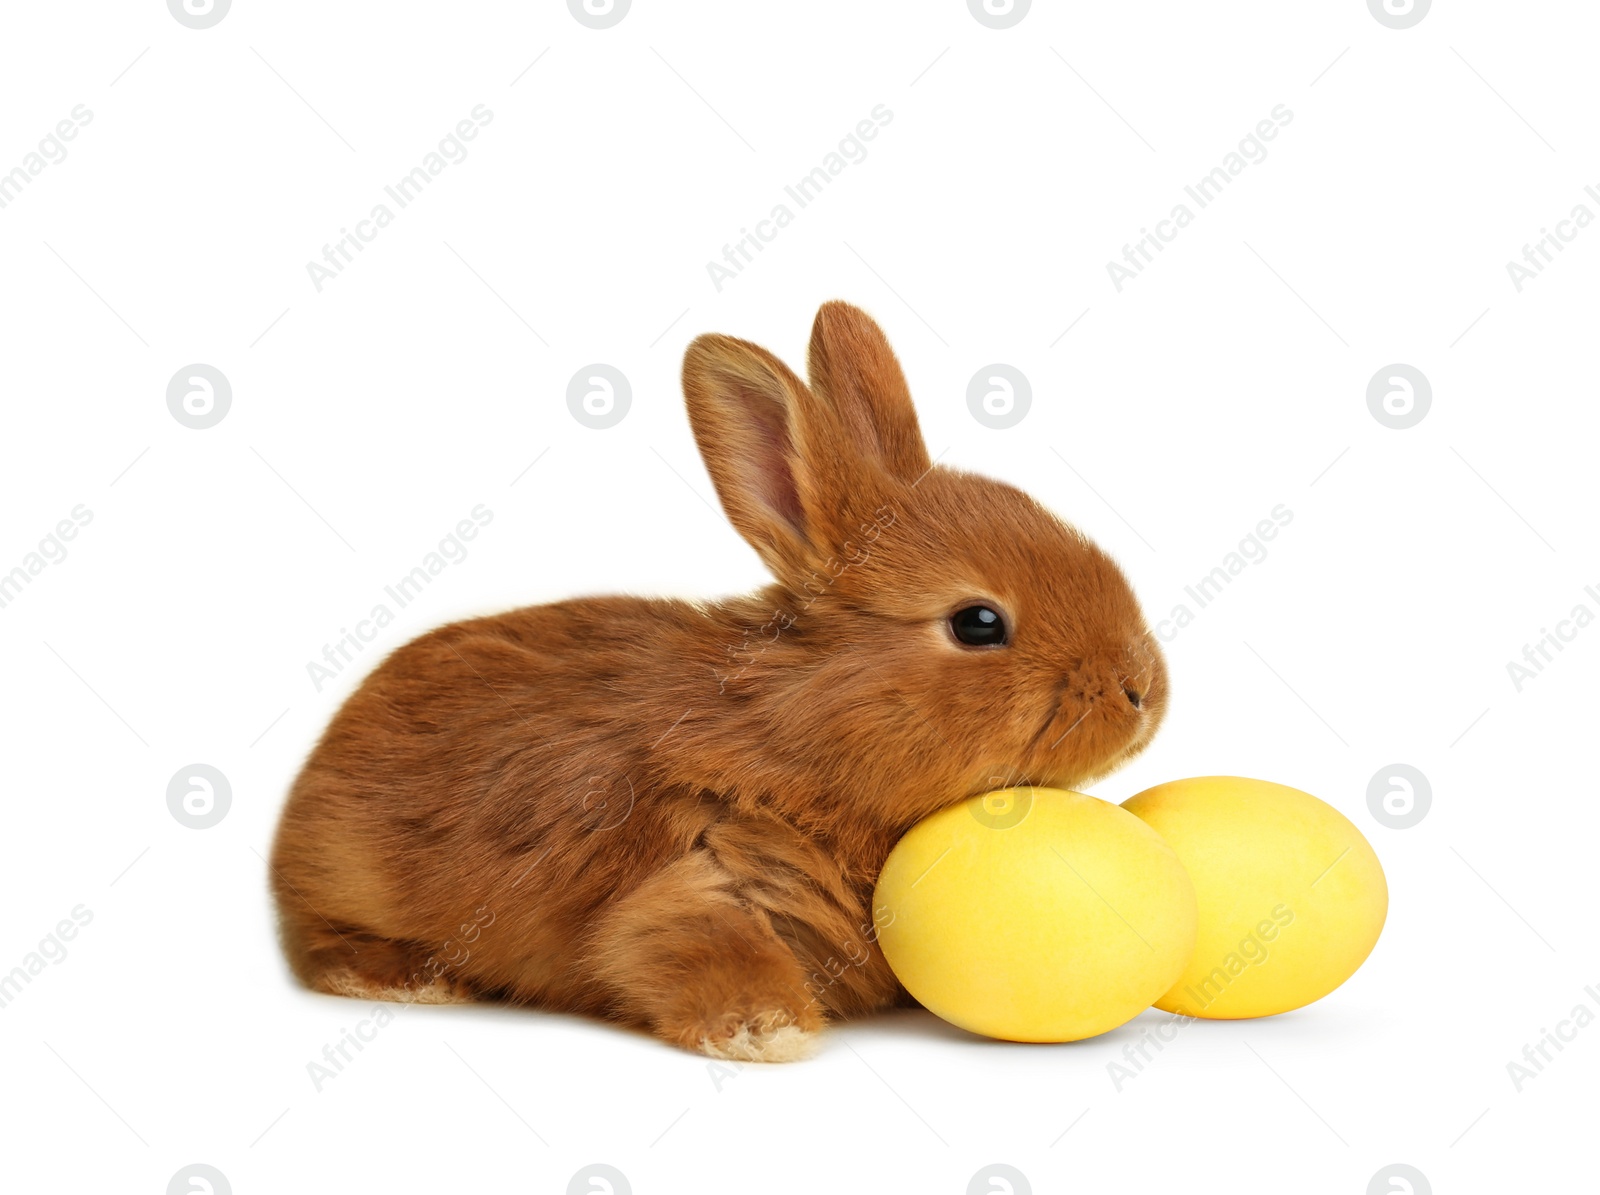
1036;672;1138;735
1022;682;1151;775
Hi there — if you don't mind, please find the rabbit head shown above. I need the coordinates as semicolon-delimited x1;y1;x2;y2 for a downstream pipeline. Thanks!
683;301;1167;826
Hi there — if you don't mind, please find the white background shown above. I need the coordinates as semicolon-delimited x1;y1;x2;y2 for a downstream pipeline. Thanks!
1;1;1594;1192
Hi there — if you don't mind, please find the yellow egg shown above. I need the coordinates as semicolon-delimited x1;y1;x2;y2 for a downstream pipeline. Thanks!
874;787;1196;1042
1121;776;1388;1020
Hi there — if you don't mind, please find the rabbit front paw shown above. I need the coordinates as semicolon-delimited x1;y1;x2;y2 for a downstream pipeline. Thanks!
692;1008;821;1063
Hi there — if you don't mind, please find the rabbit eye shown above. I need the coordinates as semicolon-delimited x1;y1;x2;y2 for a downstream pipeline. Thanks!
950;605;1007;648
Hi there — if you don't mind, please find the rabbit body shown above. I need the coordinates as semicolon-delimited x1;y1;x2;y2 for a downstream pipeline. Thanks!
270;303;1167;1060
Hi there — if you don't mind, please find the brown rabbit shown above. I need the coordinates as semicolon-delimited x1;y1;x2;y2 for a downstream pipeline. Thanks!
269;301;1168;1061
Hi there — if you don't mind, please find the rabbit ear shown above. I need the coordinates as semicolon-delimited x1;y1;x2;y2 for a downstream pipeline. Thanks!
806;301;931;483
683;333;818;579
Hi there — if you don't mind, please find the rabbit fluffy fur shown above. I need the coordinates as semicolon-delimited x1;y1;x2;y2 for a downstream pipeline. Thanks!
269;301;1168;1061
